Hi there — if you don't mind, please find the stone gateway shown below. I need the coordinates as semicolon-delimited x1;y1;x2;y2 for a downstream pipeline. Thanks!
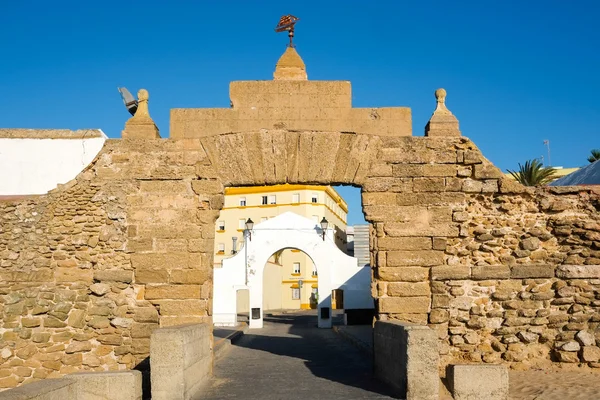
0;47;599;390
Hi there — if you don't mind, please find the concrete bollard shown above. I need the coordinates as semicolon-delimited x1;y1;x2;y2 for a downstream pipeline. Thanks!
373;321;439;400
150;323;212;400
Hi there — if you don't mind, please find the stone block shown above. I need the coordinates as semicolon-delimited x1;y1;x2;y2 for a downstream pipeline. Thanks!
431;265;470;280
374;321;439;400
378;267;429;282
145;285;201;300
159;300;208;316
387;282;430;297
0;377;76;399
556;265;600;279
471;265;510;280
451;364;508;400
169;269;210;285
386;251;444;267
93;270;134;283
150;323;212;400
510;265;555;278
377;237;432;251
70;370;142;400
379;297;430;314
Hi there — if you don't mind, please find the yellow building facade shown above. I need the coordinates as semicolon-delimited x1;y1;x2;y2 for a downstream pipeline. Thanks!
214;184;348;310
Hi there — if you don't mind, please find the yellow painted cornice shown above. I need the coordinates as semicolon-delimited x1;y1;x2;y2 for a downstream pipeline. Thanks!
225;184;349;213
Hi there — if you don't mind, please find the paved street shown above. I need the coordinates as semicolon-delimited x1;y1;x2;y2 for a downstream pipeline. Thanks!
197;311;397;399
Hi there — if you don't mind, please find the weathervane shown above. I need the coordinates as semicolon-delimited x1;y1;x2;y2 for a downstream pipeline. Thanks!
275;15;300;47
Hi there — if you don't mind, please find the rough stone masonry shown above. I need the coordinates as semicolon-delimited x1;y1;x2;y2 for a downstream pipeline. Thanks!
0;47;599;389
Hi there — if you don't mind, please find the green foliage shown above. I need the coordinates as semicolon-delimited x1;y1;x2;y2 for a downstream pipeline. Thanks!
588;149;600;163
507;159;557;186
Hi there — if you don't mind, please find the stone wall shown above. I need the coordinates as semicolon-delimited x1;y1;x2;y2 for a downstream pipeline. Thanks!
1;130;599;389
429;187;600;370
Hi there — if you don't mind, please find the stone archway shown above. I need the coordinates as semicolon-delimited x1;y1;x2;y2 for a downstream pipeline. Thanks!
213;212;371;329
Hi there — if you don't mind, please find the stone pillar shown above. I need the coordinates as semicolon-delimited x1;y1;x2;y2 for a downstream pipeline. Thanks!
121;89;161;139
374;321;439;400
425;88;461;137
150;324;212;400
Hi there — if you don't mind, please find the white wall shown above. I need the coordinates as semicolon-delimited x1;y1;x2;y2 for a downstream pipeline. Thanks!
0;135;106;195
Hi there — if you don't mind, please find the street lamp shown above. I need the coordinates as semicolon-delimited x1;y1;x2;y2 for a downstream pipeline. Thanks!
245;218;254;241
320;217;328;241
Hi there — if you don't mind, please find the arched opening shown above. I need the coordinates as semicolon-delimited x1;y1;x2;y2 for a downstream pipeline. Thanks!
262;247;322;318
212;184;374;330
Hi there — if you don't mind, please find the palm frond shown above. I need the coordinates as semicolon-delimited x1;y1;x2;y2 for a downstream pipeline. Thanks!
507;159;557;186
588;149;600;163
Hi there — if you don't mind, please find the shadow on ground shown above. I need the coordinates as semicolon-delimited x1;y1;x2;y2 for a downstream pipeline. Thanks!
231;311;399;399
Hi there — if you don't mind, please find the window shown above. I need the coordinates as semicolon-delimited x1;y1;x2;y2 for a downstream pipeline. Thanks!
238;219;246;229
217;243;225;254
311;193;318;203
268;195;276;205
293;262;300;274
312;267;318;276
292;288;300;300
261;196;268;205
292;193;300;203
217;220;225;231
239;197;246;206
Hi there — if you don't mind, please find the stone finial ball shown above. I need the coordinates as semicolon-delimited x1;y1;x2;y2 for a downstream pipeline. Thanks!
435;88;447;100
138;89;149;101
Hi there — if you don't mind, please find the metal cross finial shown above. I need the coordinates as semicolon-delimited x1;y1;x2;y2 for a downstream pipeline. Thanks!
275;15;300;47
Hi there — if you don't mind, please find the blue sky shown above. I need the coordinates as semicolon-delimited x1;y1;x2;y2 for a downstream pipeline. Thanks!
1;1;598;225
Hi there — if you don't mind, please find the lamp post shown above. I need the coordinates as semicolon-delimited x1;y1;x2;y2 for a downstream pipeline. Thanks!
245;218;254;241
320;217;329;241
244;218;254;286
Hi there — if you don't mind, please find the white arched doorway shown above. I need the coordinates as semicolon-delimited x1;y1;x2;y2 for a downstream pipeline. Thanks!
213;212;372;329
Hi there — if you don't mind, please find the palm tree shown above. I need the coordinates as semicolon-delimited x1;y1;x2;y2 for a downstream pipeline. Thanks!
588;149;600;163
507;159;557;186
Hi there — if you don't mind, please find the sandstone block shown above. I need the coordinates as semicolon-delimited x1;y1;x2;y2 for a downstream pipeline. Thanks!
471;265;510;280
451;364;508;400
159;300;208;316
387;282;430;297
431;265;470;280
66;341;92;354
576;330;596;346
429;309;449;323
379;297;430;314
169;269;209;284
582;346;600;362
386;250;444;267
510;265;554;278
131;323;159;338
90;283;111;296
134;307;159;323
556;265;600;279
68;309;86;329
562;341;581;351
377;237;432;251
135;269;169;284
413;177;445;192
557;351;580;363
94;269;134;283
378;267;429;282
145;285;201;300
